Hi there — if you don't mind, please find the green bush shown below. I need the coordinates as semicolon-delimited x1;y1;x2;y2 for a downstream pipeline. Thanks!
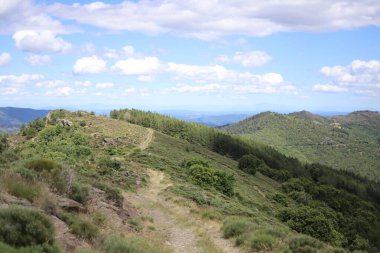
0;242;61;253
79;121;87;127
20;117;45;139
288;236;324;253
103;234;159;253
59;213;98;241
0;207;56;250
238;154;262;175
223;217;252;238
70;182;89;204
1;176;41;201
278;206;345;245
248;233;275;251
13;167;39;181
98;157;122;173
186;159;235;196
25;159;60;173
272;193;288;206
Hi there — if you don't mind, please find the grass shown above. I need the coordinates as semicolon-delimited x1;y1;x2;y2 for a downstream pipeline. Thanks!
59;212;98;241
102;234;168;253
223;217;253;238
0;173;41;201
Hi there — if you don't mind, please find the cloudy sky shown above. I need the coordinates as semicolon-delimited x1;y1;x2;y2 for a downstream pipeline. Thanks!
1;0;380;112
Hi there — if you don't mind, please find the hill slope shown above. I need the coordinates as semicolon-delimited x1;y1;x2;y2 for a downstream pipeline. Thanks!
222;111;380;180
0;109;379;252
0;107;49;133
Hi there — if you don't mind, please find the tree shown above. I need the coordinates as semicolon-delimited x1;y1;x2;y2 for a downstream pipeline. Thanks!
238;154;262;175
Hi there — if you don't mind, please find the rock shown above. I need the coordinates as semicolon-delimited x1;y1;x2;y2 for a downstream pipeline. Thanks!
56;119;73;127
0;192;33;207
57;197;86;213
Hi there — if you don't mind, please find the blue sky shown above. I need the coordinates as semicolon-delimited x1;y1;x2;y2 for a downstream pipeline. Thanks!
0;0;380;112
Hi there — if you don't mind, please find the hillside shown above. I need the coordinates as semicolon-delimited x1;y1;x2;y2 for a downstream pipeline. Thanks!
222;111;380;180
0;107;49;133
0;109;379;253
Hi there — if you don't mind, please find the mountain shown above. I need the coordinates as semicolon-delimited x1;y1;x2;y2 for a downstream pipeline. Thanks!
0;109;379;252
222;110;380;180
0;107;50;133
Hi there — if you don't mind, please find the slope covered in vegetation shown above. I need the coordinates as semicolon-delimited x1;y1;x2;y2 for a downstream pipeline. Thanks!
222;111;380;180
0;107;49;133
0;109;379;253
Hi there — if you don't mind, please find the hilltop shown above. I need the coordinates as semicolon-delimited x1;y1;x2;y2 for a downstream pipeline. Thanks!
0;109;379;253
0;107;49;133
222;110;380;180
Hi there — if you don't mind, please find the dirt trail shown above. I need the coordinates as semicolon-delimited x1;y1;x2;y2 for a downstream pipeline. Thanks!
139;128;154;150
124;127;242;253
124;168;242;253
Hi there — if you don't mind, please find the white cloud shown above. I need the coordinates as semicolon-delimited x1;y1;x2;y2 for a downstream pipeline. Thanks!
12;30;72;53
0;52;11;66
95;82;114;89
75;80;92;87
122;87;150;96
0;73;44;96
25;54;52;66
46;86;74;96
36;80;66;88
217;51;272;67
0;74;44;84
48;0;380;40
0;0;70;35
112;57;161;75
315;60;380;95
73;55;107;74
167;63;230;82
122;45;135;56
312;84;348;92
137;75;155;82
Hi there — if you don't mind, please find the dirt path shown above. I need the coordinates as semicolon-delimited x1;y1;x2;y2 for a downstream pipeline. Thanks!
124;169;243;253
139;128;154;150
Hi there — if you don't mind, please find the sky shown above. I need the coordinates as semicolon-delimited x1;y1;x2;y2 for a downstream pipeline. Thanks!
0;0;380;112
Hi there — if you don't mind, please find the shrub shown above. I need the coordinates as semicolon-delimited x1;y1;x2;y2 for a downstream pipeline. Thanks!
238;154;262;175
13;167;38;181
0;242;61;253
70;182;89;204
103;234;158;253
98;156;122;173
272;193;288;206
79;121;87;127
20;117;45;139
186;159;235;196
1;175;40;201
0;207;56;249
59;213;98;241
223;217;252;238
278;206;344;245
92;211;106;226
288;236;324;253
248;233;275;251
25;159;60;173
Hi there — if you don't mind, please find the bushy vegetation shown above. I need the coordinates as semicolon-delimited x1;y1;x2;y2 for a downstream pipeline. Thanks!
102;234;165;253
0;133;8;153
59;212;98;241
20;117;45;139
184;158;235;196
0;207;60;253
238;154;262;175
223;217;252;238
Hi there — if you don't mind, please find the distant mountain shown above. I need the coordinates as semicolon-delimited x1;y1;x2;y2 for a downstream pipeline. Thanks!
222;110;380;180
0;107;50;133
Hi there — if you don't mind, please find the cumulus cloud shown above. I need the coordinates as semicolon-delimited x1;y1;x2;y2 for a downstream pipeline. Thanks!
48;0;380;40
13;30;72;53
164;62;296;94
0;52;11;66
0;73;44;95
75;80;92;87
216;51;272;67
36;80;66;88
0;0;71;35
314;60;380;95
46;86;74;96
112;57;161;75
25;54;52;66
73;55;107;74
